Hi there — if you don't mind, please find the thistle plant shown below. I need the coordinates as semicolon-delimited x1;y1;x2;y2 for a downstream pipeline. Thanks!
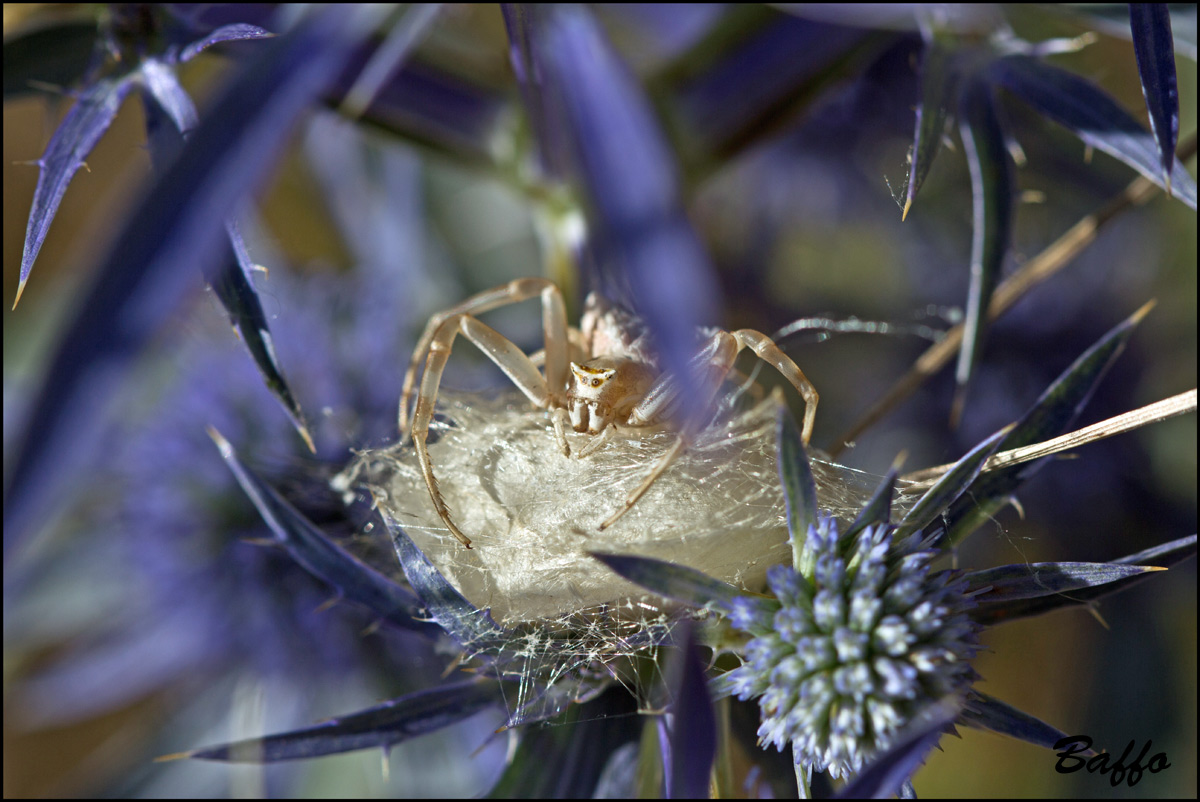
726;517;981;781
5;4;1196;797
595;298;1194;795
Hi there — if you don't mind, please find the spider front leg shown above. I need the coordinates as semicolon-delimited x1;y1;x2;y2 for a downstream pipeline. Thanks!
411;314;558;548
598;329;818;531
399;278;569;436
727;329;818;445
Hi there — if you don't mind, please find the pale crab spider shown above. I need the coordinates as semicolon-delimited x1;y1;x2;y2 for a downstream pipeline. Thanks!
398;278;818;549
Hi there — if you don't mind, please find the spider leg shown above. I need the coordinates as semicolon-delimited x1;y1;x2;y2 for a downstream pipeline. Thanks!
722;365;768;403
412;314;554;548
728;329;818;445
399;278;569;435
599;329;819;531
599;437;688;530
551;407;571;457
600;333;740;530
529;327;590;369
575;423;616;459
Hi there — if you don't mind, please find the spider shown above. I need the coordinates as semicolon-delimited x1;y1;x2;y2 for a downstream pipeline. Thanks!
398;278;818;549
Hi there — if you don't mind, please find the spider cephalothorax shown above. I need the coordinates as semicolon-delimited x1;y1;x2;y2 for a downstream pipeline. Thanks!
399;278;817;548
567;358;656;434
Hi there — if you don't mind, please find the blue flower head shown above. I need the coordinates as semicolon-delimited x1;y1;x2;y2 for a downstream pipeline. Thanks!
730;515;980;779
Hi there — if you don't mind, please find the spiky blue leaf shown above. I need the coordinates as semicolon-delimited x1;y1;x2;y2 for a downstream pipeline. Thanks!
964;561;1161;602
389;520;506;649
777;405;818;569
945;301;1153;545
990;54;1196;208
960;691;1090;754
533;5;721;420
15;74;138;308
895;424;1010;540
953;74;1012;423
140;59;314;450
180;23;274;63
139;58;198;132
590;551;750;614
207;428;436;636
901;37;958;219
213;222;315;450
179;679;502;762
837;697;962;799
663;623;716;799
500;4;570;178
1129;4;1180;188
4;8;369;552
971;535;1195;626
843;463;899;540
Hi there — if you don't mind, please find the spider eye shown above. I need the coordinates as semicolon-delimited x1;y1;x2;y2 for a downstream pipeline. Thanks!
591;378;601;387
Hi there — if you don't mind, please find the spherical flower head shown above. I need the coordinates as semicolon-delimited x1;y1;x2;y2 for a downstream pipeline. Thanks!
729;515;980;779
